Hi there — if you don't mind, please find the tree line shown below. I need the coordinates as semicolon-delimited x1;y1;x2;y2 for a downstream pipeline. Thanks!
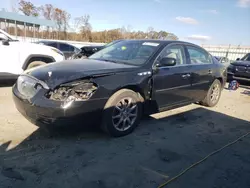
8;0;178;42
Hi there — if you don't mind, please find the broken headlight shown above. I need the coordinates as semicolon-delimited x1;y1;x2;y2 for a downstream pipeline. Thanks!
17;75;48;98
47;80;97;108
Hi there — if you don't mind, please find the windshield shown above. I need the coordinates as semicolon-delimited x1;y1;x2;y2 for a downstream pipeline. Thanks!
241;53;250;61
89;40;161;66
104;40;122;48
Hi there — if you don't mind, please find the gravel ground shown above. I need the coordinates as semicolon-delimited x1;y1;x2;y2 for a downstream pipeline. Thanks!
0;83;250;188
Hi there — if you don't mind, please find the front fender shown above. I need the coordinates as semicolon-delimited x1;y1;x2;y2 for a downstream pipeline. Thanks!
91;71;152;100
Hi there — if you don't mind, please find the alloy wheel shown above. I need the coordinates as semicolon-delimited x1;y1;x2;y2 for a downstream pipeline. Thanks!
210;83;220;103
112;97;138;131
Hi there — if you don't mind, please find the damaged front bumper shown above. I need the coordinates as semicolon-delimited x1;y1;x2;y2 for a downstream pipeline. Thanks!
12;84;108;127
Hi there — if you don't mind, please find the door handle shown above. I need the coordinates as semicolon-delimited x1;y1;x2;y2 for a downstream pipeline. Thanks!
182;73;190;78
208;70;212;74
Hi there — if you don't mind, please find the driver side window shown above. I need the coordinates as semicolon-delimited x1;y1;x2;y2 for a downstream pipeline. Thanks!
156;45;186;65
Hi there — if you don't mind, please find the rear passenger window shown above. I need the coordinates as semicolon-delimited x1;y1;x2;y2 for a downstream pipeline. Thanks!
157;45;186;65
187;46;212;64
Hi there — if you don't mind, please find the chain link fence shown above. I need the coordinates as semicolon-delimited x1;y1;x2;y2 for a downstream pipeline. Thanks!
201;45;250;62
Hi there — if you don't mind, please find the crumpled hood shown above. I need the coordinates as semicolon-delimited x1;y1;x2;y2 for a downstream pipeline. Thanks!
231;61;250;67
25;59;138;89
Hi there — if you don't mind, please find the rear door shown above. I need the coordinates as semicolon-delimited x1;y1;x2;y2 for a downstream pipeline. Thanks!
152;44;193;109
185;45;215;101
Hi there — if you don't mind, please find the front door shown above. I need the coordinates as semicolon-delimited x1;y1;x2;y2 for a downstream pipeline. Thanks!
152;44;193;109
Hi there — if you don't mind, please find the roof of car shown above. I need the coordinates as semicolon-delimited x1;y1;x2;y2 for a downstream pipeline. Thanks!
38;40;70;44
37;40;80;49
113;39;200;46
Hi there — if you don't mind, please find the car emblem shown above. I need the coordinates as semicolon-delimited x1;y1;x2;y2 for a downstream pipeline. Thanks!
48;71;52;77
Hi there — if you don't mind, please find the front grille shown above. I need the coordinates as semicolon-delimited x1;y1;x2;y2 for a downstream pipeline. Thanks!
236;66;247;72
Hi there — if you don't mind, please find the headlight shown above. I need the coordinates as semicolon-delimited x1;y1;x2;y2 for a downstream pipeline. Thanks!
47;80;97;107
17;75;47;98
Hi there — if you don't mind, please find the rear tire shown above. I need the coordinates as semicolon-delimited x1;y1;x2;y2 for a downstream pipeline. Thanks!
201;79;222;107
26;61;46;69
101;89;142;137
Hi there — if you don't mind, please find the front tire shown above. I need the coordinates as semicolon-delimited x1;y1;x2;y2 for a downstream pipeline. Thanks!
101;89;142;137
201;79;222;107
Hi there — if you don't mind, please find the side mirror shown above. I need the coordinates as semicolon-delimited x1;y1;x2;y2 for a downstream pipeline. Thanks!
236;58;240;61
0;33;9;46
157;57;177;67
2;40;9;45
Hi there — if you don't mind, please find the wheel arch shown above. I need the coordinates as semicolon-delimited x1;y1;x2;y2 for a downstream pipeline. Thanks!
216;77;223;85
214;76;225;89
112;85;145;102
22;55;55;70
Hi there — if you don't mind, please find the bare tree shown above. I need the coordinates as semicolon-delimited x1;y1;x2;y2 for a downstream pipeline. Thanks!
126;25;133;32
18;0;39;17
147;26;154;38
166;33;179;40
62;11;71;39
40;4;54;20
158;30;168;39
73;17;82;32
39;4;55;38
78;15;92;41
52;8;64;39
120;26;127;38
10;0;19;13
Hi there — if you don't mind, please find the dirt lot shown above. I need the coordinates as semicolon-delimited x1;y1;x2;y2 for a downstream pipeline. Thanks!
0;83;250;188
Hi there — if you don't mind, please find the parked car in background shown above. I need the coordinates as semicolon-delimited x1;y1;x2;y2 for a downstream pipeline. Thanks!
13;40;226;137
227;53;250;82
80;45;104;57
35;40;81;59
68;40;123;59
68;45;104;60
0;29;64;80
